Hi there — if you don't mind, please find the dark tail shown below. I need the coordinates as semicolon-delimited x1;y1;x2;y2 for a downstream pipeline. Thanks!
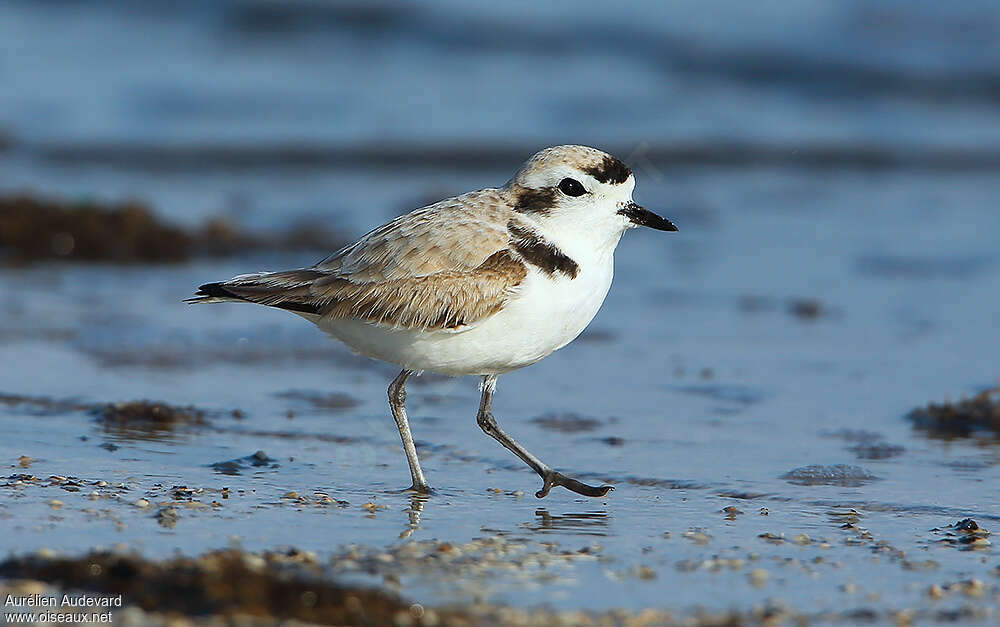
185;271;324;315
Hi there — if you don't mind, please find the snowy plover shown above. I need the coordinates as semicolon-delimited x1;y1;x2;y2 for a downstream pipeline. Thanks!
188;145;676;498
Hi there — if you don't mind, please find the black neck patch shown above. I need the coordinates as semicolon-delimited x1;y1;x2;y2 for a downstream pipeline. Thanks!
508;221;579;279
513;186;558;214
582;155;631;185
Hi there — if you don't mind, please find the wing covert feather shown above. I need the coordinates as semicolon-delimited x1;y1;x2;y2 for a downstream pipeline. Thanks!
316;189;513;282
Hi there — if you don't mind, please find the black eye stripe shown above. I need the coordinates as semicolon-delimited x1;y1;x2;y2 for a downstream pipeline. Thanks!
558;178;587;197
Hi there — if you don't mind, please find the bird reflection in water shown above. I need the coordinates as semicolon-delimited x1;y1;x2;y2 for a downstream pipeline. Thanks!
527;509;609;536
399;493;429;539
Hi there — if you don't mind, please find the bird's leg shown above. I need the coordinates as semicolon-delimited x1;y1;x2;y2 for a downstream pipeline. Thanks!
476;375;613;499
388;369;431;494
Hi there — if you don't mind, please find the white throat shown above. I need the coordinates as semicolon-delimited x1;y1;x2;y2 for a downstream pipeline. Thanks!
523;204;628;269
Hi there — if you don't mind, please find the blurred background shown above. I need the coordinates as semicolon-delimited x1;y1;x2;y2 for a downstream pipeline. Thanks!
4;0;1000;229
1;0;999;622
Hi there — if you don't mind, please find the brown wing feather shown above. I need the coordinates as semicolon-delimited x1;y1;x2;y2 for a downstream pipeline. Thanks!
317;189;513;281
191;188;527;330
312;249;526;329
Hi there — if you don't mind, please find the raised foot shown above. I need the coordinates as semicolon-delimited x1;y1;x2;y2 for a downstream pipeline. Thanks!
536;470;614;499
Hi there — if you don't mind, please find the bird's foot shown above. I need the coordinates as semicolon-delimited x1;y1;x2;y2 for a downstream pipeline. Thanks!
535;470;614;499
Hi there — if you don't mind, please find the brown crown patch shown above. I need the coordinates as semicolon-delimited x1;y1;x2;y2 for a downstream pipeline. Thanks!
582;155;632;185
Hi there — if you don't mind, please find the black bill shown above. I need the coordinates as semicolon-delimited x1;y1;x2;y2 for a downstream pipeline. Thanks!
618;201;678;231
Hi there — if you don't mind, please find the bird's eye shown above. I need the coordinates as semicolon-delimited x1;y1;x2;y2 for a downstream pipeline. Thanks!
558;178;587;197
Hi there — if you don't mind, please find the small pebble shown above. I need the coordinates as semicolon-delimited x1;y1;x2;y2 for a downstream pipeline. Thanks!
748;568;769;587
242;554;266;572
682;530;711;545
960;579;985;598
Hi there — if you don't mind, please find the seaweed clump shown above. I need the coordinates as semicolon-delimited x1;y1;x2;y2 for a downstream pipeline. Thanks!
0;195;193;263
0;193;347;264
0;549;445;625
97;400;209;440
907;387;1000;439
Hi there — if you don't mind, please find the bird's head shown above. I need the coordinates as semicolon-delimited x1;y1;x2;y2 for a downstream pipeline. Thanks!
506;145;677;243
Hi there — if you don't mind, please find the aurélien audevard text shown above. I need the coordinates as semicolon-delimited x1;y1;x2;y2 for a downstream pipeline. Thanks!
5;594;122;624
6;594;122;608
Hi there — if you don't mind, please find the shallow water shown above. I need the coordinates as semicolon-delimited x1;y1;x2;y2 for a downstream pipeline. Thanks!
2;0;1000;622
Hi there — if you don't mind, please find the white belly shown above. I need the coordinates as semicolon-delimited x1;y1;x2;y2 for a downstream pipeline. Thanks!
315;262;614;376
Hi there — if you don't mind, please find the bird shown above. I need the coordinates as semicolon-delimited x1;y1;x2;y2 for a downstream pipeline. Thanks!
187;145;677;498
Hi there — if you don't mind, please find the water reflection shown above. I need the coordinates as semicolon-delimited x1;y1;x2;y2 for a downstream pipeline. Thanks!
525;509;609;537
399;493;429;539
